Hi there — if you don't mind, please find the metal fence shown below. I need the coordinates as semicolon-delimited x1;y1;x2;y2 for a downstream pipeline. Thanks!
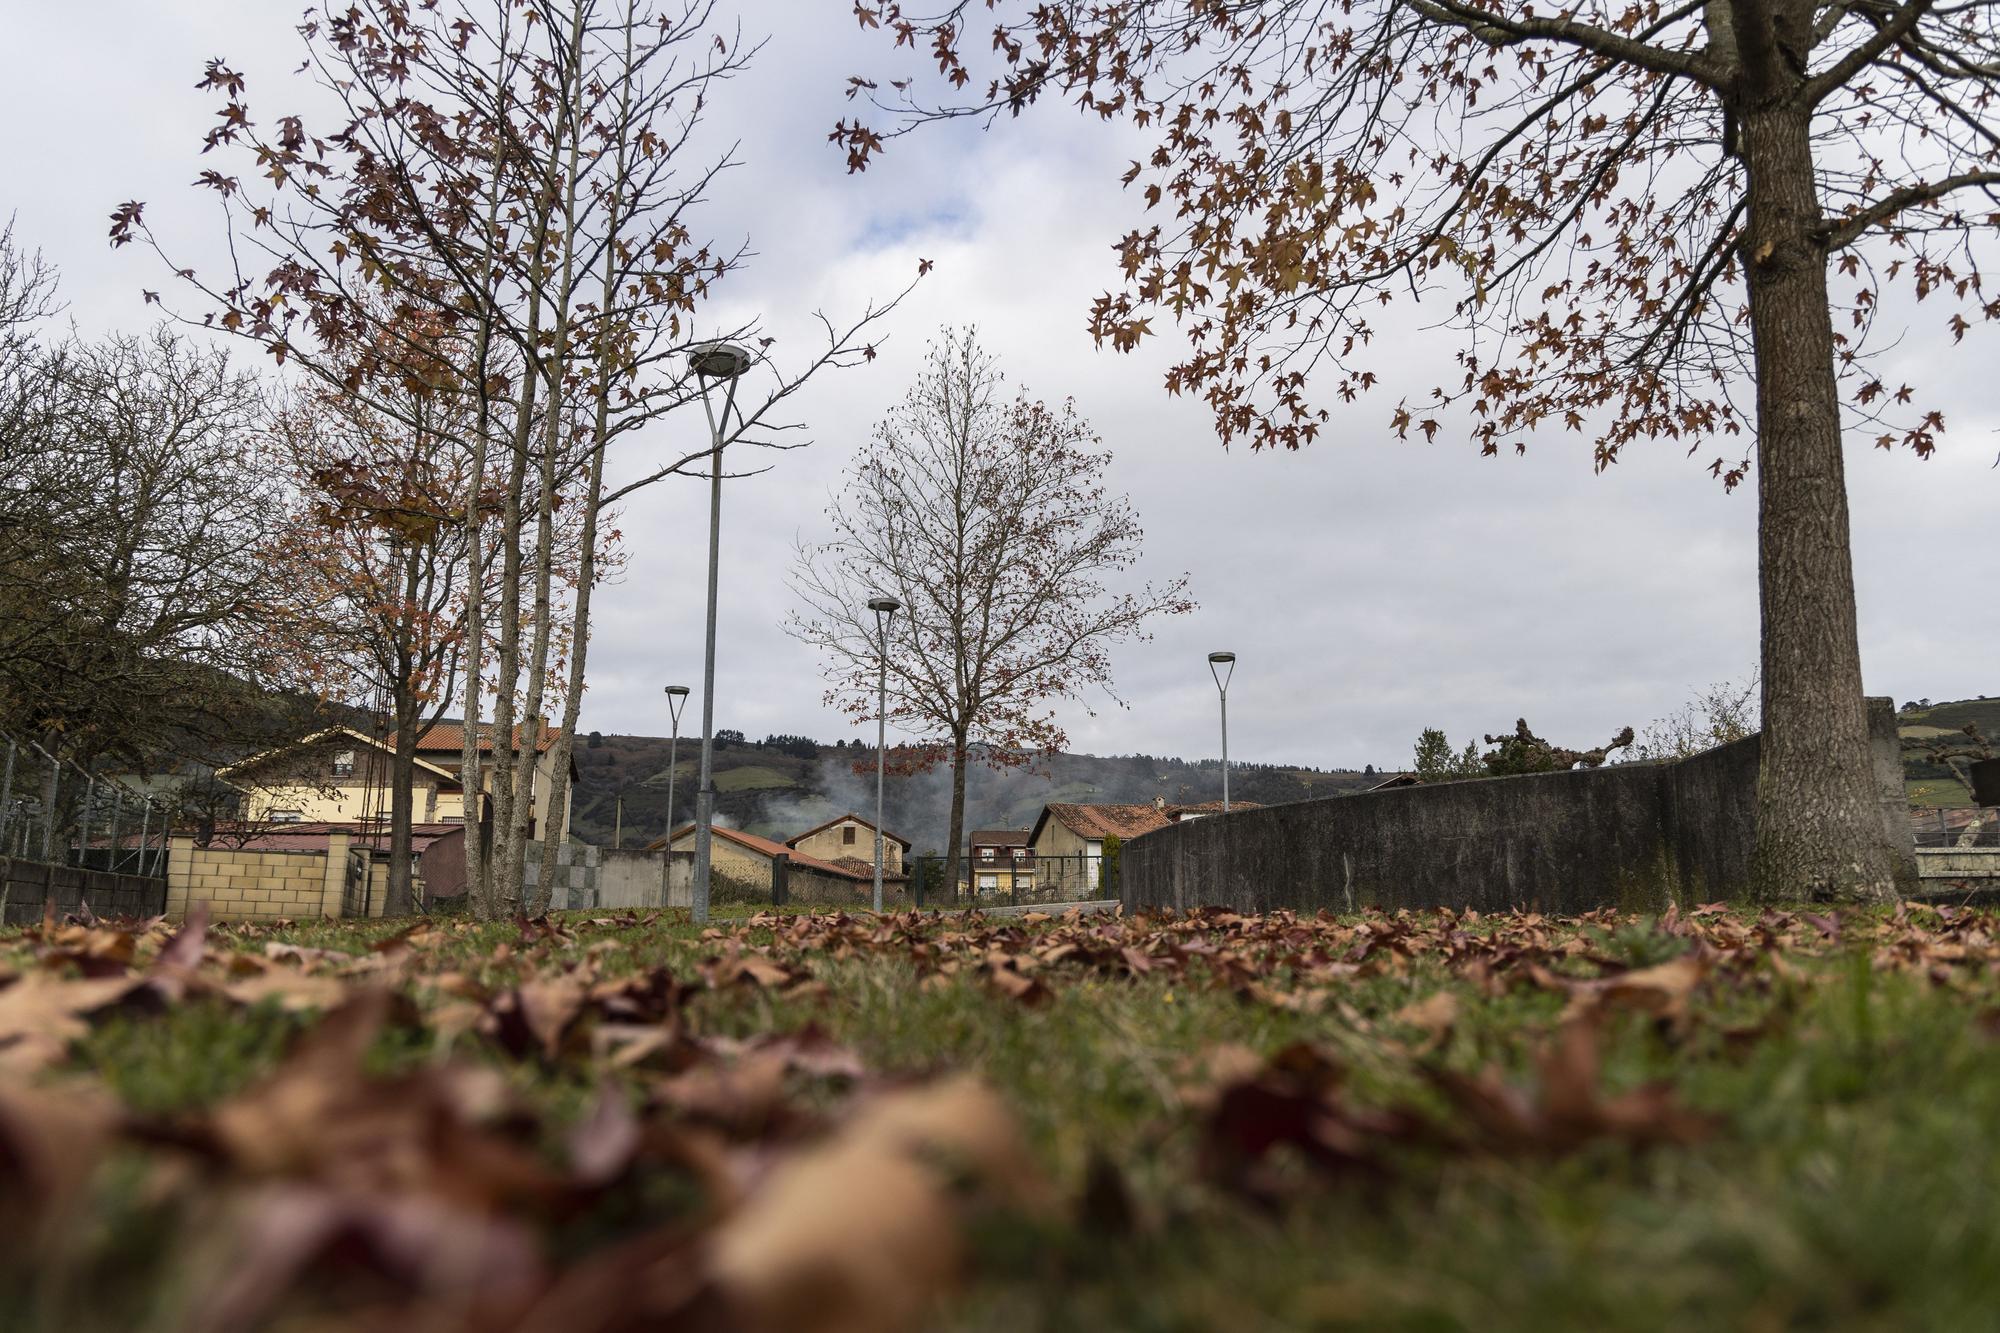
1913;807;2000;849
907;851;1114;910
0;729;174;877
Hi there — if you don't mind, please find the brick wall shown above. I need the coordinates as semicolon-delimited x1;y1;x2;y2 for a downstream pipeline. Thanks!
166;834;348;921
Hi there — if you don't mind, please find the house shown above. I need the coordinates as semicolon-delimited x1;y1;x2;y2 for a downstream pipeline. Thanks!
392;720;577;844
217;720;576;844
1029;799;1264;895
646;823;876;900
966;828;1035;897
786;812;910;880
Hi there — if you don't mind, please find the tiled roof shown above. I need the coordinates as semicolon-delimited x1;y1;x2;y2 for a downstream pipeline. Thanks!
968;828;1032;847
645;824;873;881
390;722;558;755
1031;800;1264;843
787;812;912;851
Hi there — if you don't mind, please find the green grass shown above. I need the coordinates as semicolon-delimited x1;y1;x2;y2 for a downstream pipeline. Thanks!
11;905;2000;1330
712;764;802;792
1906;776;1974;807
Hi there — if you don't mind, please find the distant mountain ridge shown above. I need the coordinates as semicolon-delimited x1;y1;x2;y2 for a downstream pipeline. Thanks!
569;732;1385;852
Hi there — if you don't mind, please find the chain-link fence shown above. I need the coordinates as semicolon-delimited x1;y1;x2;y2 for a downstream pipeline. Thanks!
0;730;174;877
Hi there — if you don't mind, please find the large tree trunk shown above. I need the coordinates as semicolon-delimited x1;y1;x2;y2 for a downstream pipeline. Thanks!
1739;101;1899;901
942;731;968;903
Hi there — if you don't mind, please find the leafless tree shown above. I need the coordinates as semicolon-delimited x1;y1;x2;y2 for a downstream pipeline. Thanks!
116;0;916;916
789;329;1195;893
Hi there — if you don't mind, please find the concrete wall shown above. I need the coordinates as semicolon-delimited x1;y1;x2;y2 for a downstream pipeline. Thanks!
1122;698;1916;915
596;848;694;909
1;856;167;925
1915;847;2000;887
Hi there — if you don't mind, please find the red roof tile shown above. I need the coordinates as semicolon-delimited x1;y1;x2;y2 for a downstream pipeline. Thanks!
645;824;873;881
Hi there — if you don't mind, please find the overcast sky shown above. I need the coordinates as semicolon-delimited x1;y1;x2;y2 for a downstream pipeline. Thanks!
4;1;1994;771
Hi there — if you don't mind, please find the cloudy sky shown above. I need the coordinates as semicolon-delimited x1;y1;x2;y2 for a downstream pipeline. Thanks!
4;1;1993;772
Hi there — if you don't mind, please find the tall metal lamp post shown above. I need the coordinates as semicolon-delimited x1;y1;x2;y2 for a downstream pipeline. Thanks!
1208;652;1236;812
688;341;754;923
662;685;690;834
867;595;901;912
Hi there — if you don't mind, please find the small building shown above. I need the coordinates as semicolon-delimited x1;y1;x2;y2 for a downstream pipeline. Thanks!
787;812;910;878
1029;799;1264;895
647;823;876;900
966;828;1035;897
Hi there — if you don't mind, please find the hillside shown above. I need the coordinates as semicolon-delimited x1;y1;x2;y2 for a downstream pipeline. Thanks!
1899;694;2000;807
569;731;1385;852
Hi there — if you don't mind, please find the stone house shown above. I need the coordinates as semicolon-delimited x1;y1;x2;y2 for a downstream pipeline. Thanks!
647;823;876;900
786;812;910;879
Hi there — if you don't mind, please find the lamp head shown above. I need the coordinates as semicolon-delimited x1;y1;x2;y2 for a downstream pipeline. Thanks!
1207;652;1235;664
687;342;754;380
867;596;902;614
664;685;690;697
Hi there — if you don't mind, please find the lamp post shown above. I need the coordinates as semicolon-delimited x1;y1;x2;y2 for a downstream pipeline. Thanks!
1208;652;1236;812
687;341;754;924
662;685;689;835
661;684;689;908
867;595;901;912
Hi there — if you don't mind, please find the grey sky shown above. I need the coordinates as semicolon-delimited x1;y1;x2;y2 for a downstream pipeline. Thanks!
3;1;1993;771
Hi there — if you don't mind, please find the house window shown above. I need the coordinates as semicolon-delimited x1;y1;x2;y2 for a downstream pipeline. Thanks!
978;874;998;891
980;847;996;860
1016;875;1034;890
843;825;857;846
332;750;355;777
269;809;303;824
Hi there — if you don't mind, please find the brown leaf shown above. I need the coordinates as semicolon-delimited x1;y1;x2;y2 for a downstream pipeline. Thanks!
708;1075;1049;1333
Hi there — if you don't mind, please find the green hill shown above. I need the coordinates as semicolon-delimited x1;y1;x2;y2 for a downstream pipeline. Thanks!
1897;695;1999;807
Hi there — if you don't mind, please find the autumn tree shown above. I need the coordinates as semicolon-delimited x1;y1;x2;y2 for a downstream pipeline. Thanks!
839;0;2000;899
116;0;912;916
788;329;1194;892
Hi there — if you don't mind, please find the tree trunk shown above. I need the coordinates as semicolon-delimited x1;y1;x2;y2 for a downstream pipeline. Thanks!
1739;102;1899;902
385;696;419;917
942;731;968;903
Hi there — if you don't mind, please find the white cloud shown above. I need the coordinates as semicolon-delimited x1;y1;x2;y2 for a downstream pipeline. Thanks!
4;0;1990;774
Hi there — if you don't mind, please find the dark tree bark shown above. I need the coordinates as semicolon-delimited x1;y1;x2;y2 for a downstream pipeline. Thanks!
943;730;968;902
1733;3;1900;901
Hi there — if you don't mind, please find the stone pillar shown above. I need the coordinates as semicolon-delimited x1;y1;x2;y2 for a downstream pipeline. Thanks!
770;853;790;907
1864;696;1920;897
320;833;350;918
165;835;195;917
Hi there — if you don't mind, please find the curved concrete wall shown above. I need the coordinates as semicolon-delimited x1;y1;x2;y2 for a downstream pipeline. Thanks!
1121;698;1914;915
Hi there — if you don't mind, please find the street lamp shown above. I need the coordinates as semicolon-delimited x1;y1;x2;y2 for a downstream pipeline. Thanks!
1208;652;1236;812
661;685;689;908
662;685;690;832
688;341;754;923
867;595;901;912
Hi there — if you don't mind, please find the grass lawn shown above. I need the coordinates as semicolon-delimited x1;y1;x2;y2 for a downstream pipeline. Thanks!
6;900;2000;1331
1906;776;1974;807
